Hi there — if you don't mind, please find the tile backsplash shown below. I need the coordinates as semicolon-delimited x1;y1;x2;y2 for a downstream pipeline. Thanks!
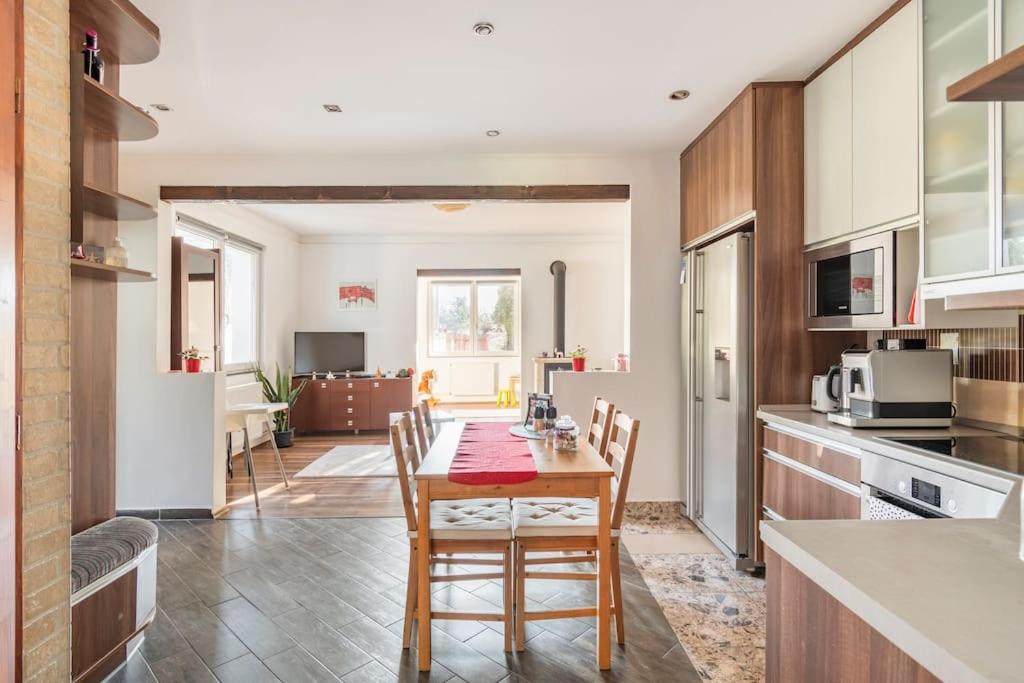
881;316;1023;383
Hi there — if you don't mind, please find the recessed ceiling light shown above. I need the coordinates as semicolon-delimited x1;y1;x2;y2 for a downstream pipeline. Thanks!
150;103;172;112
474;22;495;36
669;89;691;101
434;202;471;213
486;129;501;137
322;104;343;113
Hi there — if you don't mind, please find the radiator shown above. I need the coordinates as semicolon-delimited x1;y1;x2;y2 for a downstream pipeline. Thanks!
448;361;498;397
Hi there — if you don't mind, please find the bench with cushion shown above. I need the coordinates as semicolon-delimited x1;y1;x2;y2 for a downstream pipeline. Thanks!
71;517;159;683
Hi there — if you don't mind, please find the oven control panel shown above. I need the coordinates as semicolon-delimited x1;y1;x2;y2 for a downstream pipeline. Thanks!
911;478;941;508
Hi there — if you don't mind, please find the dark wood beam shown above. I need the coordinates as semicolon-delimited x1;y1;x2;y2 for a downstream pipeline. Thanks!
159;185;630;203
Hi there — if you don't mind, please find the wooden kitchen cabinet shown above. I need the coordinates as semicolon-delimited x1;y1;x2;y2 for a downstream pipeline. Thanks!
680;88;754;244
851;0;920;233
762;426;861;521
292;377;412;432
805;52;853;245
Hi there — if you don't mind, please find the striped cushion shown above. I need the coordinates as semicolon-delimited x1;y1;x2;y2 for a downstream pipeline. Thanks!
71;517;159;595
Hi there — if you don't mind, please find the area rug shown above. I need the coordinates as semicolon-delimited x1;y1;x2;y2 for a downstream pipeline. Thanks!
293;445;397;478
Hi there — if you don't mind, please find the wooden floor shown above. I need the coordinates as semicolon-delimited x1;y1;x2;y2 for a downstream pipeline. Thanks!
223;433;404;519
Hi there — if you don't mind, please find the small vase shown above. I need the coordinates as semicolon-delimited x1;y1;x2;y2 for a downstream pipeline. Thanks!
185;358;201;373
572;357;586;372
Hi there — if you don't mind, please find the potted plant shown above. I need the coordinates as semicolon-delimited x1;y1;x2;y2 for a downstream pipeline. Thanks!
570;345;587;372
179;346;208;373
255;363;307;448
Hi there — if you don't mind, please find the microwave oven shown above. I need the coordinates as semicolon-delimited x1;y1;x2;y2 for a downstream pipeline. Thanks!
805;228;918;330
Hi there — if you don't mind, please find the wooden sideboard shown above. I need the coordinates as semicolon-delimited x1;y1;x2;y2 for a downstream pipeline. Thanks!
291;377;413;433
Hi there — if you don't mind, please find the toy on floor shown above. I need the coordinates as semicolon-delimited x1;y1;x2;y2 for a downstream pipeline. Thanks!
418;369;440;407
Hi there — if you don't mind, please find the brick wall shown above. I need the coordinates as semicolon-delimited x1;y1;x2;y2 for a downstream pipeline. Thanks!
21;0;71;679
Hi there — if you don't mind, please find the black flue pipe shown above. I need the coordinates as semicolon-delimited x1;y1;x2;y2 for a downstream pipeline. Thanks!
550;260;566;355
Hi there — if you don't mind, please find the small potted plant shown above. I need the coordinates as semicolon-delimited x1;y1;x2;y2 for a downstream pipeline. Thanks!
570;345;587;372
255;363;307;448
179;346;208;373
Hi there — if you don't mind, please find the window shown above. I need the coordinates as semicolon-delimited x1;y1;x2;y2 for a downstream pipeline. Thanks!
175;216;263;372
428;278;519;356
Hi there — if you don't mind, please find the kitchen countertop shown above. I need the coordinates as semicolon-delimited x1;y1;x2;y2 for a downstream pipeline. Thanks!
758;404;1023;681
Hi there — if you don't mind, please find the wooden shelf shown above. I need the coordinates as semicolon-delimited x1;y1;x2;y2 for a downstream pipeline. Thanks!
948;43;1024;102
82;76;158;141
71;0;160;65
71;260;155;282
82;183;155;221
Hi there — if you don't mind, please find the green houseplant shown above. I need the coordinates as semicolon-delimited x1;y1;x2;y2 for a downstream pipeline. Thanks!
254;363;307;448
570;345;587;372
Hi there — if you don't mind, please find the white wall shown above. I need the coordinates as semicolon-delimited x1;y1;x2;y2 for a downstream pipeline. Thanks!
115;197;300;512
118;152;682;503
297;235;625;401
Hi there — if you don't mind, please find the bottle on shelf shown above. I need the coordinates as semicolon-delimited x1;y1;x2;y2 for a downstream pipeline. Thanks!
83;29;104;84
104;236;128;268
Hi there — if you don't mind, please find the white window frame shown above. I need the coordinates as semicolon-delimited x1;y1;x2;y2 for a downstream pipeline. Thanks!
426;276;520;358
175;214;264;374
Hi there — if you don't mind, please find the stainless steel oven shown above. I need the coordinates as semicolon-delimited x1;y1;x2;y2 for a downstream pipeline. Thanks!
806;231;895;329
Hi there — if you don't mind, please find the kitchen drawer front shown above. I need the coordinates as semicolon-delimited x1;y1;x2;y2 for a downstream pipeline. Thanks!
336;415;370;431
331;379;370;394
763;426;860;486
763;452;861;521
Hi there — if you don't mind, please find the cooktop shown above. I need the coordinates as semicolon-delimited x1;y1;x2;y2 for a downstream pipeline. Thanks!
881;435;1024;476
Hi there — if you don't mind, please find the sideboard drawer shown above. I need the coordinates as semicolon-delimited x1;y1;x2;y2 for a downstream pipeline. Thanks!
763;452;861;521
763;426;860;486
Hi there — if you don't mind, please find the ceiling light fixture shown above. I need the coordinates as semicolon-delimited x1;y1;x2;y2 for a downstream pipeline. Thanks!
473;22;495;36
322;104;343;113
486;129;501;137
433;202;471;213
150;103;173;112
669;89;691;101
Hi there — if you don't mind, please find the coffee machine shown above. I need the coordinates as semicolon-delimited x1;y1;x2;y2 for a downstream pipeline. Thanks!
827;347;954;428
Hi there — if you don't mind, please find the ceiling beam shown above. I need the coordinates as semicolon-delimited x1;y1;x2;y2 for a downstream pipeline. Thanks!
159;185;630;203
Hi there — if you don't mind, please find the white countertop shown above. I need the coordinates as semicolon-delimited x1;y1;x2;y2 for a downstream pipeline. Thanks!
757;405;1024;682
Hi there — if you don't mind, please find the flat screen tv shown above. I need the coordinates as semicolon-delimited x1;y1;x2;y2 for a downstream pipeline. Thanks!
294;332;365;374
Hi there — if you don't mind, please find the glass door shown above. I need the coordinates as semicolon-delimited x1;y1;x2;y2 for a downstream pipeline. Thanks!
1001;0;1024;269
922;0;993;280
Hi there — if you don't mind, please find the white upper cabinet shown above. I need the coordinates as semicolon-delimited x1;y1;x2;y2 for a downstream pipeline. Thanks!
851;0;920;233
805;53;852;246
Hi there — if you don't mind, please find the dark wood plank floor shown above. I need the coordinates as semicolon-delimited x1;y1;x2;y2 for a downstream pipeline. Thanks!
224;433;405;519
111;518;703;682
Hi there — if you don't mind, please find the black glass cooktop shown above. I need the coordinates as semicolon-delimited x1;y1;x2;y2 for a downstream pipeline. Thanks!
882;435;1024;476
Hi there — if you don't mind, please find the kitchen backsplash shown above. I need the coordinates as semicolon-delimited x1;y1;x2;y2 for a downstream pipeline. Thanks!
881;316;1023;383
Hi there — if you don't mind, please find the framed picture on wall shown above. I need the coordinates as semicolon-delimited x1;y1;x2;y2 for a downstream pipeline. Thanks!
338;281;377;310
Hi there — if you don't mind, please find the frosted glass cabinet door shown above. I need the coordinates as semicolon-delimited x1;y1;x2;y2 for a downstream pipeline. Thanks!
922;0;991;280
1003;0;1024;269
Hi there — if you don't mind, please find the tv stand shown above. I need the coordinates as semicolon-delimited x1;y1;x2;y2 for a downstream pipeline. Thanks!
290;376;413;433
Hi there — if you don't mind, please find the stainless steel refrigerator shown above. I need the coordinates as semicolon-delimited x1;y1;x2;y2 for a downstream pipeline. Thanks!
681;229;755;569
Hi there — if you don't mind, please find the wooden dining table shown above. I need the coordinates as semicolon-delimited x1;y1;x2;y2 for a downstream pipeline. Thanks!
414;421;616;671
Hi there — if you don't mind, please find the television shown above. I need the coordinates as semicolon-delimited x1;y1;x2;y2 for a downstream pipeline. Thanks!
294;332;366;374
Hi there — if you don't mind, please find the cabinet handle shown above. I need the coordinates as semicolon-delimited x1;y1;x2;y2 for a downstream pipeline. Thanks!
374;382;380;388
347;408;353;414
347;382;354;389
320;383;327;389
347;395;354;401
347;420;353;426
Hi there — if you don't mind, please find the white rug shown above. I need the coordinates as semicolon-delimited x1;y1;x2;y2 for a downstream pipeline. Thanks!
294;445;397;478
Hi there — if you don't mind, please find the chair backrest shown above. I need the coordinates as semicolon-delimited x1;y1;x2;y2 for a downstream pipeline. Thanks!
389;412;420;533
419;399;436;444
605;410;640;530
411;404;430;462
588;397;615;457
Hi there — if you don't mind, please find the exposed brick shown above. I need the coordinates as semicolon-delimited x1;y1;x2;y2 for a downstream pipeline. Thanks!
22;447;66;482
20;395;60;424
22;552;65;597
23;572;68;624
24;317;68;343
22;501;67;539
22;368;68;397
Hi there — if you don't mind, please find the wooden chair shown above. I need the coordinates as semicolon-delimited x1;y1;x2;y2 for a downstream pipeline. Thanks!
419;399;437;445
390;413;516;652
511;410;640;648
411;404;430;464
588;397;615;458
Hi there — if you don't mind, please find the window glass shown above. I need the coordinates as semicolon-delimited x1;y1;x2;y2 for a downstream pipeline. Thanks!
430;282;472;354
224;243;259;367
175;224;217;249
476;281;516;352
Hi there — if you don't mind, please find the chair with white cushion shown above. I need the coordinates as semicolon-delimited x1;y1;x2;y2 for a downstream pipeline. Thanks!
588;397;615;458
512;409;639;648
390;412;516;652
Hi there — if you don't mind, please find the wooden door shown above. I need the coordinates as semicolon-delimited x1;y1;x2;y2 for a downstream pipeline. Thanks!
0;0;19;677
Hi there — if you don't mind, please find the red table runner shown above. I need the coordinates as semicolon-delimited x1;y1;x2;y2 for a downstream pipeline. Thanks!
448;422;538;485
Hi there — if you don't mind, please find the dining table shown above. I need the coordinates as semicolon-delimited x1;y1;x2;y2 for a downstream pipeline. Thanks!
414;421;616;671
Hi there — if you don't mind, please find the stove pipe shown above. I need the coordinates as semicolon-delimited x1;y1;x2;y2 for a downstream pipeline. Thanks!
550;260;566;355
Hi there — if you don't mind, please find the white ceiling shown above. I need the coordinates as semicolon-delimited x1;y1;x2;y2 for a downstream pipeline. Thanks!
236;201;627;238
121;0;892;155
